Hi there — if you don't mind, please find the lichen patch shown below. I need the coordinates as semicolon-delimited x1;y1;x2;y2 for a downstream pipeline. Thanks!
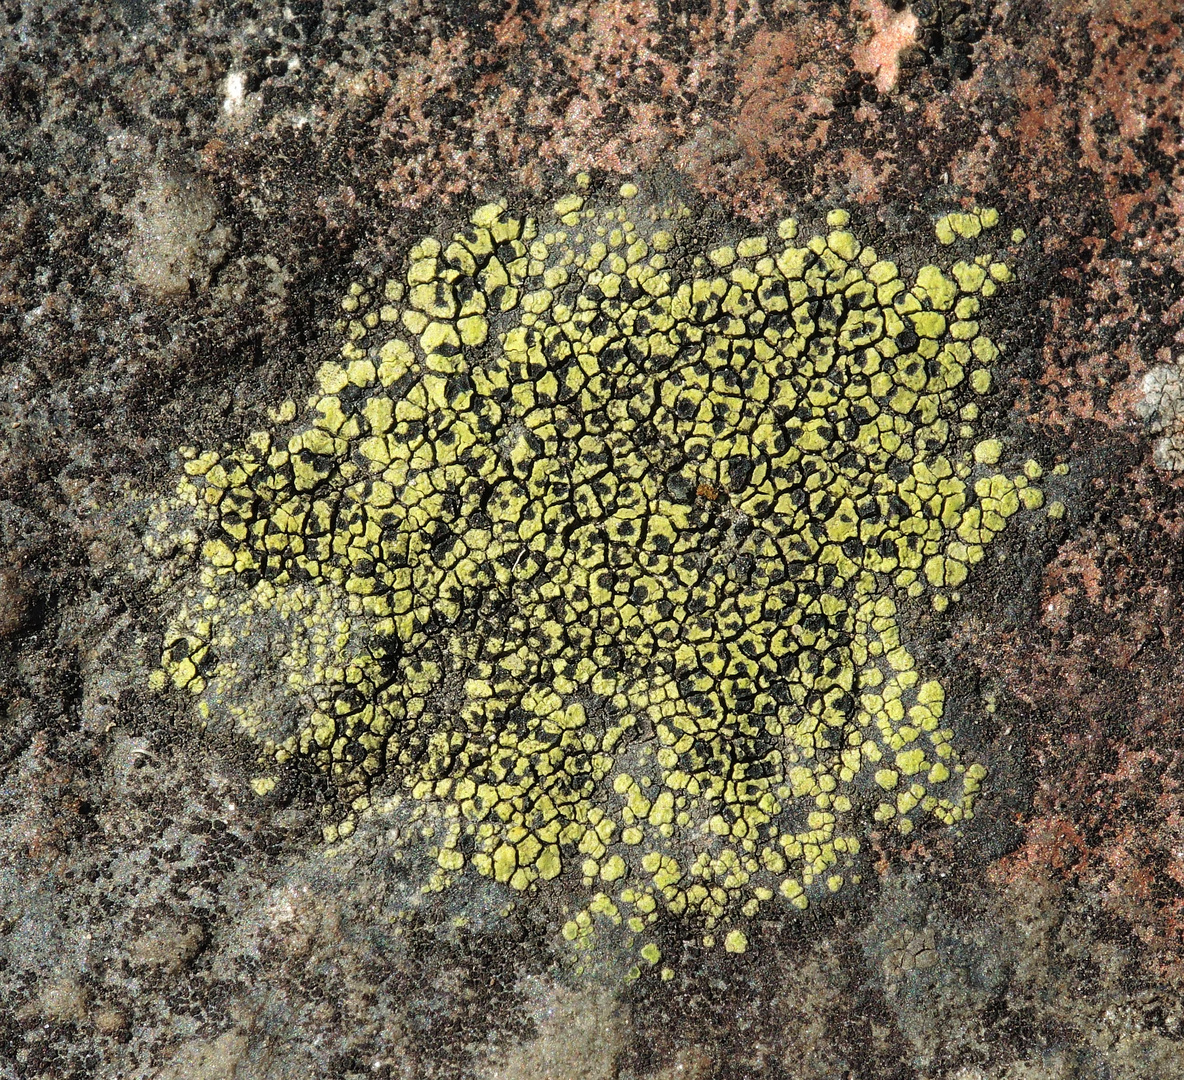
1138;358;1184;471
146;191;1035;949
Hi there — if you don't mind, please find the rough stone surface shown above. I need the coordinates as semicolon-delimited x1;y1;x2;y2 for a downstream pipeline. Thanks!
2;0;1184;1077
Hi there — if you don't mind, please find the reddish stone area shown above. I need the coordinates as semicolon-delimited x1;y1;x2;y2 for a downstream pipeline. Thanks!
983;461;1184;984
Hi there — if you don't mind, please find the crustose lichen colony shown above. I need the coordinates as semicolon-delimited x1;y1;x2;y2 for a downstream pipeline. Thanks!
147;185;1042;953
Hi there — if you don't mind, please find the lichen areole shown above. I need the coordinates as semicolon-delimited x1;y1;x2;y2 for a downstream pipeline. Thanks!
147;187;1038;949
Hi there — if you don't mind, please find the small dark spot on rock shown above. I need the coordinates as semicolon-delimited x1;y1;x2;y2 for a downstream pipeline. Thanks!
896;327;920;352
666;474;694;502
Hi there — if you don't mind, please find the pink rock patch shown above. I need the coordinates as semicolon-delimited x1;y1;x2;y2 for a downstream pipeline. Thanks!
852;0;919;93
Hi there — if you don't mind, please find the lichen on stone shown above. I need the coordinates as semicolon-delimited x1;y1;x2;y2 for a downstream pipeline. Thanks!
146;187;1037;944
1137;358;1184;471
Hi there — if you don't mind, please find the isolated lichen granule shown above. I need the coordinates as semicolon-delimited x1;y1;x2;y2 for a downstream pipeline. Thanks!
146;188;1040;948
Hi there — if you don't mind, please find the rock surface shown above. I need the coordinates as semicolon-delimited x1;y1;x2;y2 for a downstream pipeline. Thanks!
2;1;1183;1078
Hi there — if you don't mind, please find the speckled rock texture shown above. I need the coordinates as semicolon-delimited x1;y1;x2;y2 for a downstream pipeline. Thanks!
2;1;1183;1078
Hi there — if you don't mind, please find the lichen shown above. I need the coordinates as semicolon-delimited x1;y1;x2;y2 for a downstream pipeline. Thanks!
1137;357;1184;471
146;187;1037;947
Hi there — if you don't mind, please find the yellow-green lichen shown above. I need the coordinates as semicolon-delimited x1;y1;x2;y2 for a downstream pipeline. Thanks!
147;193;1035;946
